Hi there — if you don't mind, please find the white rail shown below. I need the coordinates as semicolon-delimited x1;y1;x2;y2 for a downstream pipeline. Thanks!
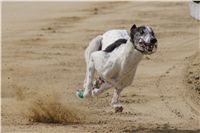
189;1;200;20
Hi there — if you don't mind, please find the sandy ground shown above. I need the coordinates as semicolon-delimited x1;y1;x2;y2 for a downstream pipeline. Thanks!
2;1;200;133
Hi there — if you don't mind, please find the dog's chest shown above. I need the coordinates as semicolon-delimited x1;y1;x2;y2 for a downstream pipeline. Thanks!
100;48;143;88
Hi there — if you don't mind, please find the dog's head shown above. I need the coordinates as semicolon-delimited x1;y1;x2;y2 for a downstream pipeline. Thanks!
130;24;158;54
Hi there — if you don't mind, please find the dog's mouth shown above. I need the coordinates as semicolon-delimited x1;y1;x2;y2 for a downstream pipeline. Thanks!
138;38;157;54
142;43;157;54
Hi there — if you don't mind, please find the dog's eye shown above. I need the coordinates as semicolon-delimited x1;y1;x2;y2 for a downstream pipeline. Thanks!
140;30;144;34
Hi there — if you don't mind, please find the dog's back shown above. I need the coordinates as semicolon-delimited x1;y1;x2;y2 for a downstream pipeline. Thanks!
85;30;129;65
101;30;130;51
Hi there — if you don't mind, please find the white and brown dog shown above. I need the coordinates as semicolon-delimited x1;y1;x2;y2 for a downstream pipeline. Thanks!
77;24;158;112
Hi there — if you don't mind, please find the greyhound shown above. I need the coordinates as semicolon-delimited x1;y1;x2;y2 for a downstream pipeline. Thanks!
77;24;158;112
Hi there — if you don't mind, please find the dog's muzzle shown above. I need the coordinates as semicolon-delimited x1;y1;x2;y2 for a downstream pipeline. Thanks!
138;38;157;54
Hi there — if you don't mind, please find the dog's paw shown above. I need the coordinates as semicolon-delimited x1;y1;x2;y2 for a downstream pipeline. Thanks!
76;90;84;98
114;106;123;113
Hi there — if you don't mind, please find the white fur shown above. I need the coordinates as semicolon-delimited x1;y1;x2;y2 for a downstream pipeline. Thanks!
83;30;143;109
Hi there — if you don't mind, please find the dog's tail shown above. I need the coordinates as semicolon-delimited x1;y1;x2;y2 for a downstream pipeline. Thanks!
84;35;103;65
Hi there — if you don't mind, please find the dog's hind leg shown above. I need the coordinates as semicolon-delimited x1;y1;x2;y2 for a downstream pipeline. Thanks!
111;88;123;112
83;35;103;89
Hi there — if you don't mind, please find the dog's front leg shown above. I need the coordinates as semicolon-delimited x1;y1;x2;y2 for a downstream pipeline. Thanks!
111;88;123;112
83;57;95;97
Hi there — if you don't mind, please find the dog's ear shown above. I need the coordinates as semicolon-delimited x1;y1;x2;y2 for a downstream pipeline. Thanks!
130;24;137;43
130;24;137;32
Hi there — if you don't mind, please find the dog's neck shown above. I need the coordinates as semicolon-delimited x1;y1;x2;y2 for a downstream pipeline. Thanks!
121;39;143;73
125;39;143;56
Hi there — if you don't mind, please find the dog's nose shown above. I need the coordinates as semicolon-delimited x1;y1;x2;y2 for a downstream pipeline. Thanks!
150;38;157;44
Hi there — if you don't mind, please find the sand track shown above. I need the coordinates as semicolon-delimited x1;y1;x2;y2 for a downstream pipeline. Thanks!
2;1;200;133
